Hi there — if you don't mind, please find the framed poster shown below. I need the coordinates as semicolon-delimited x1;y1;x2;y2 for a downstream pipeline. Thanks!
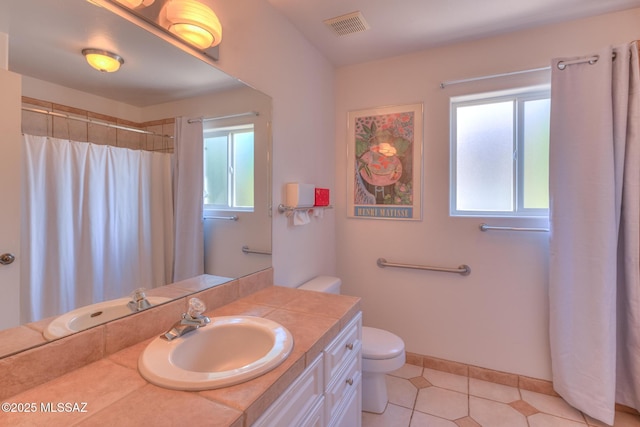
347;103;423;220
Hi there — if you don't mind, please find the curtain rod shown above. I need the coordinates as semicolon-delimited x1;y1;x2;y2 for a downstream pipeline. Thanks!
22;107;174;138
439;66;551;89
440;51;622;89
187;111;259;124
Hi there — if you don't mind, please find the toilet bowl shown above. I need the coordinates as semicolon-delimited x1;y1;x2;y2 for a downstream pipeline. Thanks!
297;276;406;414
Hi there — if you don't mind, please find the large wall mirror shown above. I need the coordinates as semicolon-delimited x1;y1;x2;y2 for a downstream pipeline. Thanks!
0;0;272;357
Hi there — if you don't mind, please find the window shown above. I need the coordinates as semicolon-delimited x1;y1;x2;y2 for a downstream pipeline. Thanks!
203;124;254;212
450;87;550;217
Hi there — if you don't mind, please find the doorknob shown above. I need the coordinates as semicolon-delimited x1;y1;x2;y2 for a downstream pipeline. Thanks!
0;253;15;265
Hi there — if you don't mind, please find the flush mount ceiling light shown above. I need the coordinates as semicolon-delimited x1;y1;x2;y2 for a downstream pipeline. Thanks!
82;48;124;73
159;0;222;49
114;0;155;8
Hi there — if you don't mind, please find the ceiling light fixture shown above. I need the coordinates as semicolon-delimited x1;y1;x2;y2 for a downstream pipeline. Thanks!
82;48;124;73
159;0;222;49
114;0;155;8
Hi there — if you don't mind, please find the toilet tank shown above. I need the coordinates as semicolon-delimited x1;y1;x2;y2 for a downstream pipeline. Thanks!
298;276;342;294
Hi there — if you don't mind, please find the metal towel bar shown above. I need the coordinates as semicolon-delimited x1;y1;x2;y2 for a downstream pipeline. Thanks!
205;215;239;221
479;223;549;232
242;246;272;255
377;258;471;276
277;204;333;214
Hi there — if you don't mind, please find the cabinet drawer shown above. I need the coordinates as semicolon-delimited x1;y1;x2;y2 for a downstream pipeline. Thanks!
324;346;361;423
324;312;361;386
328;379;361;427
252;354;323;427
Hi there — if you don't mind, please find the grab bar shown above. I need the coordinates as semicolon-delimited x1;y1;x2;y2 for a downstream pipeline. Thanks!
377;258;471;276
479;223;549;232
205;215;239;221
242;246;271;255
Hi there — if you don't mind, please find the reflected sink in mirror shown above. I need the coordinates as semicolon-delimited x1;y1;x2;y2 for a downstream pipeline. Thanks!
43;296;171;340
138;316;294;390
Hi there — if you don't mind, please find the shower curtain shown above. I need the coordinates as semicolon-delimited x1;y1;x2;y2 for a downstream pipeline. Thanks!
21;135;174;322
549;42;640;424
172;117;204;282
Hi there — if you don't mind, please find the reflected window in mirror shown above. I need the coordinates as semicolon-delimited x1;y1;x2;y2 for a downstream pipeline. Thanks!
203;124;255;212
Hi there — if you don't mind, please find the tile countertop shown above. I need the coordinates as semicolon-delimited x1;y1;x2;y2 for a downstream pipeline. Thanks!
0;285;361;427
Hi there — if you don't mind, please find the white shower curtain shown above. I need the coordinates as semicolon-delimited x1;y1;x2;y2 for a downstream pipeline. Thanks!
172;117;204;282
21;135;174;322
549;42;640;424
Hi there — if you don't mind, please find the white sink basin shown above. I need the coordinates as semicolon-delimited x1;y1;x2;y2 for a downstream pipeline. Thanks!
138;316;294;390
43;296;171;340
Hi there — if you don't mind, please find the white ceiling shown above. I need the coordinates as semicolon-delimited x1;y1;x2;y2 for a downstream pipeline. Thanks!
265;0;640;66
2;0;639;106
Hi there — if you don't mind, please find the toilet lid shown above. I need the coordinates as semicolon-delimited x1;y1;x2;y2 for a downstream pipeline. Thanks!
362;326;405;360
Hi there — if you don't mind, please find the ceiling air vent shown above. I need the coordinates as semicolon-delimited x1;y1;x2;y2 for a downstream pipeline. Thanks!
324;11;370;36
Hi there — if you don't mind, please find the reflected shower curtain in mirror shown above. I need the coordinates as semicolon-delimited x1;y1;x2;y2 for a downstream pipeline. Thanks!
21;135;174;323
549;42;640;424
172;117;204;282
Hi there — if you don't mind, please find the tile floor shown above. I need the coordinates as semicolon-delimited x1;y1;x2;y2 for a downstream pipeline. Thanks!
362;364;640;427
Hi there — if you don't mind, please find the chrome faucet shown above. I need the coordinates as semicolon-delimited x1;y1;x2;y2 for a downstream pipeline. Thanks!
127;288;152;312
161;297;210;341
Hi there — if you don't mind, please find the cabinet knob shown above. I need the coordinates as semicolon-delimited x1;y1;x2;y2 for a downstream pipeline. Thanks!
345;378;354;386
0;253;15;265
345;343;354;350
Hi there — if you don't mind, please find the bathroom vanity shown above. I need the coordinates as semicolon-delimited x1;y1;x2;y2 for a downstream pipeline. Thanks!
0;271;362;427
254;312;362;427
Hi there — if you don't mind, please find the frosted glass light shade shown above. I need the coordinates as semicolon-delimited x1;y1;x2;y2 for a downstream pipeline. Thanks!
160;0;222;49
114;0;155;8
82;49;124;73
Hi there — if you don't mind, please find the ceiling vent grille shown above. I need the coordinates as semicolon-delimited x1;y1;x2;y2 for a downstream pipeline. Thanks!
324;11;370;36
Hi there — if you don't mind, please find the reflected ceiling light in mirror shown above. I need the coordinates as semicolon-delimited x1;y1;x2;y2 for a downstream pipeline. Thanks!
114;0;155;8
159;0;222;49
82;48;125;72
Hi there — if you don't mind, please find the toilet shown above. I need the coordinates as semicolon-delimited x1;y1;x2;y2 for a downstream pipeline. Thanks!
298;276;406;413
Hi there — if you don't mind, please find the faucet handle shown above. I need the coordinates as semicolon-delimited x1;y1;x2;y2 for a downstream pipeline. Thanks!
127;287;151;312
187;297;206;318
130;287;148;301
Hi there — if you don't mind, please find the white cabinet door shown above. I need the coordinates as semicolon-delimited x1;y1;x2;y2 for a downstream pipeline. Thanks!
0;69;22;329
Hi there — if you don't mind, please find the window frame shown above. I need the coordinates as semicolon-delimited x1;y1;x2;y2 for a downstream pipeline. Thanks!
203;123;255;214
449;85;550;218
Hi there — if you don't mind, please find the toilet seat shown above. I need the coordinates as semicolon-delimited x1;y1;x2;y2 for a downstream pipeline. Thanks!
362;326;405;360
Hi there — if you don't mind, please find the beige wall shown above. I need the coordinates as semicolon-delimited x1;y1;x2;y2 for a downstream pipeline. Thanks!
334;8;640;380
203;0;337;287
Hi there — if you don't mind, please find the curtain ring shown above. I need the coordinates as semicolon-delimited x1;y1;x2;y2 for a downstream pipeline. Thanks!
588;55;599;65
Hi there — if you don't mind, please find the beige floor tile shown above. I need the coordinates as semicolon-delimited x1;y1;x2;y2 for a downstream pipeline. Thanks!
521;390;586;423
362;403;412;427
584;413;611;427
455;416;482;427
469;377;521;403
387;376;418;409
414;387;468;420
410;376;432;389
422;368;468;394
469;396;528;427
585;410;640;427
410;411;457;426
529;412;588;427
611;411;640;427
391;363;423;379
373;373;638;427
